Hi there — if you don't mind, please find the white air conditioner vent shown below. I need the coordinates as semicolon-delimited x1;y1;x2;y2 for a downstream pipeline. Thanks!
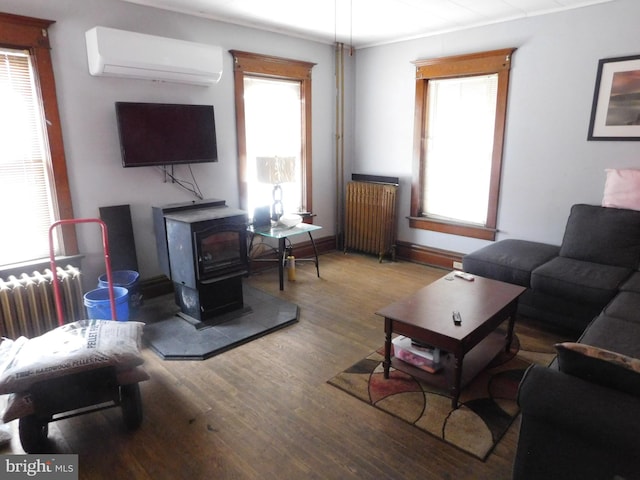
85;26;223;86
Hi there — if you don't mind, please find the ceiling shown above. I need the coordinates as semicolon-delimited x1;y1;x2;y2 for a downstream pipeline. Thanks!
121;0;615;49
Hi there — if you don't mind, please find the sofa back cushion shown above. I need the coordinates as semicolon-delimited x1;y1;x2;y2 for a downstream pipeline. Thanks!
559;204;640;268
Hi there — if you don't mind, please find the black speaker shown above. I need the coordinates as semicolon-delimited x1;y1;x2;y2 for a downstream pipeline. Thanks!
99;204;139;272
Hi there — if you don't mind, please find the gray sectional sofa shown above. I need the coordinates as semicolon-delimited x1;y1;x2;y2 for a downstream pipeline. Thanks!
462;204;640;479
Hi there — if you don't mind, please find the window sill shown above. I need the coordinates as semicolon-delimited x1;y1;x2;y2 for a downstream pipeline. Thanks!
408;216;496;241
0;254;84;280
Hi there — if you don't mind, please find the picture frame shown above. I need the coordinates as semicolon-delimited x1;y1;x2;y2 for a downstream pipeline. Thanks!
588;54;640;141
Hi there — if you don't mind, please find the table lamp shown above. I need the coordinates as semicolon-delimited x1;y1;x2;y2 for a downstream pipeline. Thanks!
256;156;296;221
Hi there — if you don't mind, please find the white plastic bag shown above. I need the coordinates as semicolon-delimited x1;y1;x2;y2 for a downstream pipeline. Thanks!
0;320;145;394
2;392;35;423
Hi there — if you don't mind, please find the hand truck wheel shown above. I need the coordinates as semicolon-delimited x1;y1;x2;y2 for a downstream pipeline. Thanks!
120;383;143;430
19;415;49;453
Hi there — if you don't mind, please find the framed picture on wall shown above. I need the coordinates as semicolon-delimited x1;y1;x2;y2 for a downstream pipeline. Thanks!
588;54;640;141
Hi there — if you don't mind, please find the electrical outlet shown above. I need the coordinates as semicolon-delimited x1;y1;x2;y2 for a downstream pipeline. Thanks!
453;261;463;270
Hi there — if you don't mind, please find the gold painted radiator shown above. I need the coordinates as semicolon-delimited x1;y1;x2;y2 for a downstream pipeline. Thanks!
0;266;84;339
345;181;398;262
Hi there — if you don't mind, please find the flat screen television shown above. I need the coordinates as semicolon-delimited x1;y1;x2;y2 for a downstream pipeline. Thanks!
115;102;218;167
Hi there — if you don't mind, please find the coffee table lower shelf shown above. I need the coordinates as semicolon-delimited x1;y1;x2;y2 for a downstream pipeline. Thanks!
388;330;507;405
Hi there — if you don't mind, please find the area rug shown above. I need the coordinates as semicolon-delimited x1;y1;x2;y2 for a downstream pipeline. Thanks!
327;336;555;460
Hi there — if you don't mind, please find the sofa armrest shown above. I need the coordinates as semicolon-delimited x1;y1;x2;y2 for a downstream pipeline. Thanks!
517;365;640;447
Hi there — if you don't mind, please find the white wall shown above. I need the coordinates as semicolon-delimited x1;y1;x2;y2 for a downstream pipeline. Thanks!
353;0;640;255
3;0;637;281
0;0;337;282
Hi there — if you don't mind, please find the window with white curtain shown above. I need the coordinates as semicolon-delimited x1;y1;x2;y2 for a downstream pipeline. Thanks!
0;13;76;269
243;76;303;217
410;48;515;241
0;48;56;265
424;74;498;225
230;50;314;222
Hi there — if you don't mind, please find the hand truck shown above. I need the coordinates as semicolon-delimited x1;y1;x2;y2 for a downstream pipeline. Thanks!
15;218;146;453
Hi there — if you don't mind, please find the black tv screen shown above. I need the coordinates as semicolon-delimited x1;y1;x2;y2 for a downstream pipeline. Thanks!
115;102;218;167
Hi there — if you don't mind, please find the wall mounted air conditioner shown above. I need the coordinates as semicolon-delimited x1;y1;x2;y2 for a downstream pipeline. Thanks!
85;26;223;86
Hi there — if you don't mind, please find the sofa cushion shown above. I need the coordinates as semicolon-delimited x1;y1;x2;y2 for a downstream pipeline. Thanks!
462;239;560;287
620;271;640;293
579;313;640;358
603;291;640;322
559;204;640;268
555;342;640;397
519;290;603;334
531;257;630;305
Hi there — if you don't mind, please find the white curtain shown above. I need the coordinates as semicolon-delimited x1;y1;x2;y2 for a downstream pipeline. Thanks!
0;49;56;265
423;74;498;225
243;76;302;217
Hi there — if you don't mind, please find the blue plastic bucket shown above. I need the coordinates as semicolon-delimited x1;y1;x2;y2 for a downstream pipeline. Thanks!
84;286;129;321
98;270;141;311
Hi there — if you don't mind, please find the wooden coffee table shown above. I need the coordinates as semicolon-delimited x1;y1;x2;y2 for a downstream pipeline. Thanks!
376;274;526;408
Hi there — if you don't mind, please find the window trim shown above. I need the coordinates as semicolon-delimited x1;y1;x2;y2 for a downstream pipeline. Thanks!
0;12;77;257
409;48;515;241
230;50;315;218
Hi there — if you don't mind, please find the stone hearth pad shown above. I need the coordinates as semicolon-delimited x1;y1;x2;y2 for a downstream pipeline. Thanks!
142;284;298;360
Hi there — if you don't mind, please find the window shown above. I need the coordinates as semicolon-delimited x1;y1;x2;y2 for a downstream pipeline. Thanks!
410;48;515;241
0;13;76;267
230;50;314;219
243;77;302;216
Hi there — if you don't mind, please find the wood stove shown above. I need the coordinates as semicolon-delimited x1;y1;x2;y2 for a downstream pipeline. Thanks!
153;199;248;325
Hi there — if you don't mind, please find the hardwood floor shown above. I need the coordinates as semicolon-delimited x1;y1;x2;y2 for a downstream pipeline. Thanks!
2;252;571;479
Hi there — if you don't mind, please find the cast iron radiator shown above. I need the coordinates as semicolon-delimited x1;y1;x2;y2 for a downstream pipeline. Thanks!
344;181;398;262
0;266;84;339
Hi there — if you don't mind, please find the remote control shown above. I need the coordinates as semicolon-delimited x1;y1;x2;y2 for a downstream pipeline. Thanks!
452;311;462;325
453;271;474;281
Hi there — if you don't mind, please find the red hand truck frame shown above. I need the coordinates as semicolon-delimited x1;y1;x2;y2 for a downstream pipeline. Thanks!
49;218;116;324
